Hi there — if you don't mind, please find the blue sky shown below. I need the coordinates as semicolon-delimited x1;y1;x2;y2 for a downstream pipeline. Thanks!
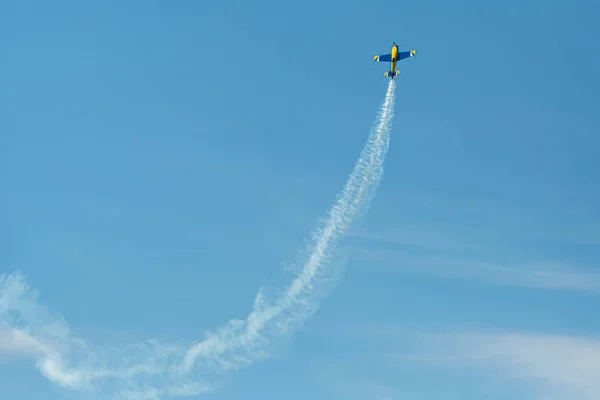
2;0;600;399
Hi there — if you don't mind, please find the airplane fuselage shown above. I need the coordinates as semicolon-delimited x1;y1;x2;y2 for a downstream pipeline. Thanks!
390;44;399;73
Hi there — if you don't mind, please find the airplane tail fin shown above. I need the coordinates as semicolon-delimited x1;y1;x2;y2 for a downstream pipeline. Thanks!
384;70;400;78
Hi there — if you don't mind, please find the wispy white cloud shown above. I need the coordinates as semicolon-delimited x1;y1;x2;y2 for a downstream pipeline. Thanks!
0;327;46;357
0;80;399;399
308;315;600;400
416;331;600;400
318;327;600;400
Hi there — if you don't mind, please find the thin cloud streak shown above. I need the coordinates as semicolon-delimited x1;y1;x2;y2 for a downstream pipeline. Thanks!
0;80;398;399
349;244;600;292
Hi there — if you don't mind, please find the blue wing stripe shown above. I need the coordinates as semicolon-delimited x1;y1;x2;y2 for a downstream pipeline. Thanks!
398;50;414;61
376;53;392;62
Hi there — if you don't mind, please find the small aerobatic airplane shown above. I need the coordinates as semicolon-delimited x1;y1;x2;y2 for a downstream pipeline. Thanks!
373;42;417;79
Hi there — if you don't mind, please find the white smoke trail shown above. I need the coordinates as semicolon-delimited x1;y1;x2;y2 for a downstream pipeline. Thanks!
0;79;397;399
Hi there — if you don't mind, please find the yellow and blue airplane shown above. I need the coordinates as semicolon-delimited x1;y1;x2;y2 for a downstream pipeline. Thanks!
373;42;417;79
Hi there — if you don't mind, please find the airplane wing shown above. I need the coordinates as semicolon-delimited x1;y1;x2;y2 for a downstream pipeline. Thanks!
373;53;392;62
398;49;417;61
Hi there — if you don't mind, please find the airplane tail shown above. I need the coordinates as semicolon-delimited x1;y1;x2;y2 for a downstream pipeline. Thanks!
384;70;400;79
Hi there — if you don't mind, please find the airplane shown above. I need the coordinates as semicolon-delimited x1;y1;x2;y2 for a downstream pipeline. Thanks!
373;42;417;79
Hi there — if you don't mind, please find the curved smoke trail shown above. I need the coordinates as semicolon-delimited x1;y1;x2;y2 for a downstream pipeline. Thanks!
0;79;397;399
